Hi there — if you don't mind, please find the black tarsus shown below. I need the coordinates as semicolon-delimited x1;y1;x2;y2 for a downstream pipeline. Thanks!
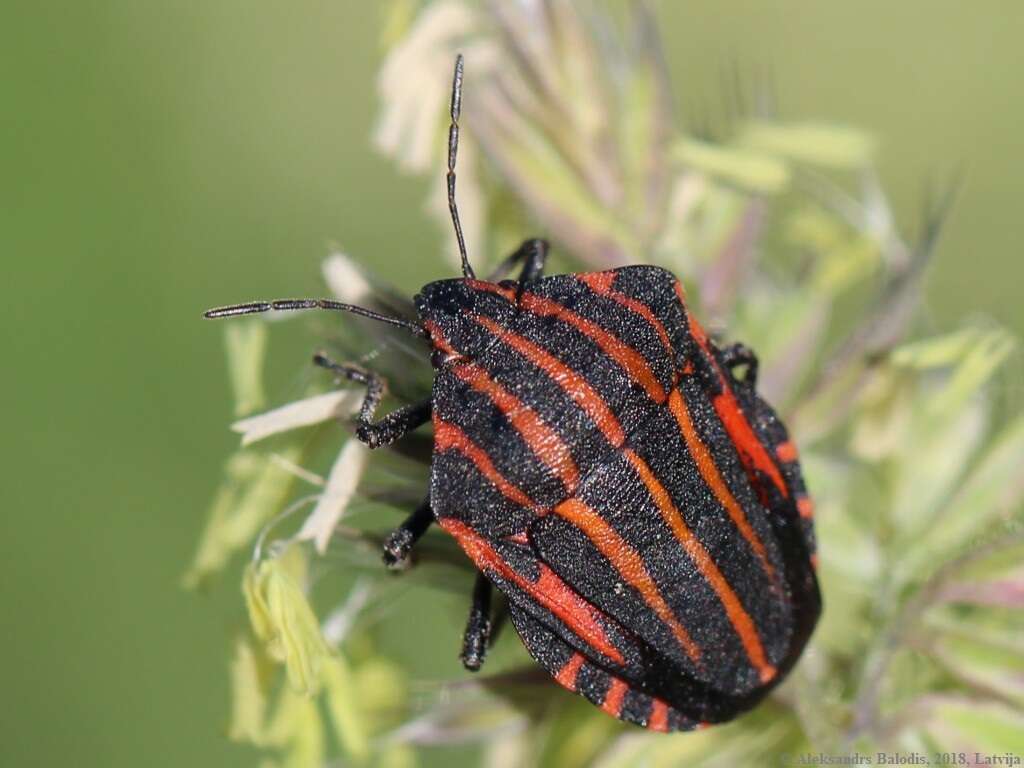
313;352;432;449
204;298;428;338
460;573;493;671
721;342;759;386
382;496;435;568
447;54;475;280
487;238;550;285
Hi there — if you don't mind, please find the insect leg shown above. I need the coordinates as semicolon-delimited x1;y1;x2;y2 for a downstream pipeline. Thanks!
486;238;550;284
720;342;759;386
313;353;432;448
382;496;435;567
460;573;493;671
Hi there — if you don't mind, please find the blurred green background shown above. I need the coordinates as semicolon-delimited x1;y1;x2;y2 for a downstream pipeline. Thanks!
3;2;1022;766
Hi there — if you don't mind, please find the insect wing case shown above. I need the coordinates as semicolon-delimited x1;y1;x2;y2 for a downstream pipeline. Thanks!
419;267;820;729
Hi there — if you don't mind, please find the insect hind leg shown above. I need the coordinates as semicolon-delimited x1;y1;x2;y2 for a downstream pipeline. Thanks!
313;353;432;449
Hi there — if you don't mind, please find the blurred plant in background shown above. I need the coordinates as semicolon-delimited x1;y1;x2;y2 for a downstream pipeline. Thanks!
187;1;1024;765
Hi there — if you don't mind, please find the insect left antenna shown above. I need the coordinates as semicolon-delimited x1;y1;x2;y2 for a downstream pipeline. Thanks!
203;299;428;338
446;54;475;279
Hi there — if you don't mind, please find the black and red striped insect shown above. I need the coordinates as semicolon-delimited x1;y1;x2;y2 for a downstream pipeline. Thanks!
206;56;820;732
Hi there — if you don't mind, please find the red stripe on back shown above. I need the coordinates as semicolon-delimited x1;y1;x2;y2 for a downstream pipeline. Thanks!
775;441;798;463
434;419;537;510
423;319;458;356
440;519;626;665
519;291;667;403
797;496;814;519
452;362;580;492
686;312;788;499
648;699;670;732
464;279;517;302
472;314;626;448
667;389;778;587
578;271;674;355
555;653;585;691
554;498;703;667
625;449;777;684
601;678;628;717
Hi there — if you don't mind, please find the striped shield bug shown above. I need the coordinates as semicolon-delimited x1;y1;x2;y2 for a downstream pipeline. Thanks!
205;55;821;732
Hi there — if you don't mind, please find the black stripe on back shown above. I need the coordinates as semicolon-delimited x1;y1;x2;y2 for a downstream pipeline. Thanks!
429;449;535;539
531;456;755;694
508;602;699;731
657;376;793;663
431;369;568;509
524;273;678;391
606;266;694;366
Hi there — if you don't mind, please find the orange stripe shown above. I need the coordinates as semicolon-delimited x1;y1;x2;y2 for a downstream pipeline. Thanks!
553;499;703;666
687;314;788;498
775;441;798;463
555;653;585;691
673;279;688;308
601;678;628;717
472;314;626;447
667;389;777;585
648;699;669;732
434;420;537;510
797;496;814;519
440;519;625;665
519;291;667;403
625;449;777;683
579;272;674;354
453;362;580;491
423;319;458;356
464;279;517;302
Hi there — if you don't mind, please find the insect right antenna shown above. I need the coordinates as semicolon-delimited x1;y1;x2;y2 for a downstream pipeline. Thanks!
447;54;475;279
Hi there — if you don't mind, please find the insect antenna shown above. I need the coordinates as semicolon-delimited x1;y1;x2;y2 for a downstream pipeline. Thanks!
446;54;475;279
203;298;428;338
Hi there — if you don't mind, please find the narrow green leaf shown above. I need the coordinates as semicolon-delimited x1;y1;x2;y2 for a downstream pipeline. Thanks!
927;696;1024;754
672;138;790;194
491;122;639;260
902;414;1024;581
890;327;981;370
738;120;876;169
931;632;1024;705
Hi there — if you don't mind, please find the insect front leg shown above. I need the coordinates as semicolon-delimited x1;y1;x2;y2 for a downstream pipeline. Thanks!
382;496;435;568
720;342;759;386
313;353;432;448
460;573;493;671
486;238;549;285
